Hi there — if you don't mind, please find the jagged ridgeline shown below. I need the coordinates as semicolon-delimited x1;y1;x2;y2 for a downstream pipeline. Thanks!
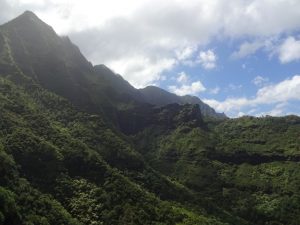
0;11;299;225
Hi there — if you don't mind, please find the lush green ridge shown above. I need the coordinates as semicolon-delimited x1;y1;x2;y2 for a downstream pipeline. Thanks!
131;114;300;225
0;76;234;224
0;11;299;225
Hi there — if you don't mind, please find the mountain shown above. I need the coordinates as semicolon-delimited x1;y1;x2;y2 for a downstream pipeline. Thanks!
0;11;239;225
0;11;225;121
0;11;94;106
140;86;226;119
0;11;300;225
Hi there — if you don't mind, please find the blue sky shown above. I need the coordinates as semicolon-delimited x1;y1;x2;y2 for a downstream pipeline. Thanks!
160;35;300;117
1;0;300;117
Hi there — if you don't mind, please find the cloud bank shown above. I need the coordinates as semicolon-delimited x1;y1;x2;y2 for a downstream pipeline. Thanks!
1;0;300;87
204;75;300;116
1;0;300;117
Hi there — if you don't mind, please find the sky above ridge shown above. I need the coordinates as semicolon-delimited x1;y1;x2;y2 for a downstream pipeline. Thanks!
1;0;300;117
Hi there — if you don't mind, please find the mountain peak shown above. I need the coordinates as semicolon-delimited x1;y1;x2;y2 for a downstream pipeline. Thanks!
13;10;41;24
2;10;52;31
0;10;93;103
21;10;37;18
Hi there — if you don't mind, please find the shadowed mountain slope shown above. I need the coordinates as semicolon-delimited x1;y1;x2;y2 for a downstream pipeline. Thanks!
0;11;225;120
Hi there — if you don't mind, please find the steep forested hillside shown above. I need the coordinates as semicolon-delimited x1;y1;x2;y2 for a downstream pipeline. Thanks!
131;114;300;225
0;11;299;225
0;74;234;224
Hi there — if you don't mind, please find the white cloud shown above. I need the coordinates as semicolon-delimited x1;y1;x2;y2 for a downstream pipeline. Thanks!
177;71;188;83
231;41;263;59
108;56;176;88
169;81;206;96
237;111;246;117
278;36;300;63
2;0;300;87
221;0;300;37
256;102;288;117
252;76;269;87
231;37;278;59
170;71;207;96
247;108;258;115
204;75;300;116
175;46;196;61
209;86;220;94
255;75;300;104
197;49;217;69
3;0;300;36
204;97;250;114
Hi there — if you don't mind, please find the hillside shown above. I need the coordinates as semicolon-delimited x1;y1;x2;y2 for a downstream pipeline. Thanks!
0;11;299;225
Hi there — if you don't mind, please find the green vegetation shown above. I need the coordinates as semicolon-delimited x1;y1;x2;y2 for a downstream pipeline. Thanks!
0;11;299;225
131;114;300;225
0;77;231;225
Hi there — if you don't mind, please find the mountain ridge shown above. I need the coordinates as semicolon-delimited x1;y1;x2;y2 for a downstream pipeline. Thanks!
140;85;226;118
0;10;225;119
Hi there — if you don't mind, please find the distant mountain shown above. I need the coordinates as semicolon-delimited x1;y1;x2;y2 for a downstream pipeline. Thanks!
140;86;226;119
